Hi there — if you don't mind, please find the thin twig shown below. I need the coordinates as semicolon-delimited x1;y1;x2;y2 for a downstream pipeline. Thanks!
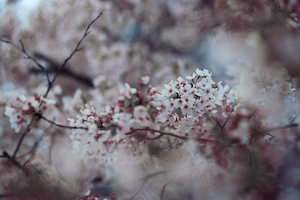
222;118;229;128
44;12;102;98
206;144;228;159
0;38;51;86
31;52;94;88
20;118;56;167
126;128;220;144
129;170;169;200
194;137;220;143
39;114;87;130
0;111;35;173
18;120;54;159
1;151;27;173
12;119;34;159
159;175;176;200
267;123;298;132
0;12;102;174
0;39;48;167
125;128;188;140
22;126;53;167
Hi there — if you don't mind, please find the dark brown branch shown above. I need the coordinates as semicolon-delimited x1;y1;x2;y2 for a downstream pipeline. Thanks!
0;38;51;86
222;118;229;128
12;119;34;159
194;137;221;143
19;119;57;167
22;130;50;167
0;117;34;173
18;121;54;160
0;40;54;160
22;141;40;167
38;114;87;130
267;123;298;132
1;151;27;173
43;12;102;98
126;128;220;144
0;12;102;178
125;128;188;140
31;52;94;88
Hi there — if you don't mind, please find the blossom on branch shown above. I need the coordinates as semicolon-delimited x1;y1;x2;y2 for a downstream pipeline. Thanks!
4;94;55;133
68;68;244;160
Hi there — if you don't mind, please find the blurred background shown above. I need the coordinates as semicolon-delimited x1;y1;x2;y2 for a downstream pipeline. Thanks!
1;0;300;199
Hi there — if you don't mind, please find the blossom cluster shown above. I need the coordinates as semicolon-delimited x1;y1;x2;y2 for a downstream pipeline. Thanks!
68;82;159;157
65;66;297;199
161;68;239;117
4;94;55;133
68;68;245;159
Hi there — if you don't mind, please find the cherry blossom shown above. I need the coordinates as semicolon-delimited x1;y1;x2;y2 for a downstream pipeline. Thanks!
1;1;300;199
5;94;56;133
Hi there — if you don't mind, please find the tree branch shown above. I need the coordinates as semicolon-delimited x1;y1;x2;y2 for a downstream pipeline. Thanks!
267;123;298;132
12;119;34;159
43;12;102;98
38;114;87;130
126;128;220;144
31;52;94;88
0;13;102;172
129;170;169;200
125;128;189;140
159;175;176;200
1;150;27;173
0;38;51;87
21;127;52;168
